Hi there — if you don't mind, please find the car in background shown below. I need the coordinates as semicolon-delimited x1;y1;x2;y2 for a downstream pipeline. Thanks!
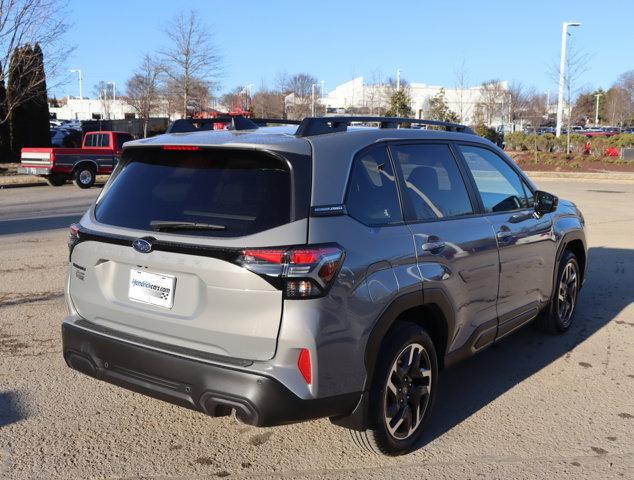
18;131;134;188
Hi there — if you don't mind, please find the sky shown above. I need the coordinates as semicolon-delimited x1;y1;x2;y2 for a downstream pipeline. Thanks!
52;0;634;99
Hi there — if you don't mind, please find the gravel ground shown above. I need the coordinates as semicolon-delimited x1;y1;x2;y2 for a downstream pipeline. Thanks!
0;180;633;480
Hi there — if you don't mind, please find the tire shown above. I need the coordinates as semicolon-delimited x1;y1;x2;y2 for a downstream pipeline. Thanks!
44;174;67;187
536;250;580;334
349;322;438;456
73;164;96;189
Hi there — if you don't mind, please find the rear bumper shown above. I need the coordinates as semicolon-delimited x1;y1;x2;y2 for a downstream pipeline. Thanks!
17;166;53;175
62;320;359;427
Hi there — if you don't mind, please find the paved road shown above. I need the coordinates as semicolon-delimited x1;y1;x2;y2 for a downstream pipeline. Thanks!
0;180;633;479
0;184;100;235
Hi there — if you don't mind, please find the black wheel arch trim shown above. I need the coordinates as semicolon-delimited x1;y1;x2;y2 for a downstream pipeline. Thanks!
553;229;587;288
332;288;455;431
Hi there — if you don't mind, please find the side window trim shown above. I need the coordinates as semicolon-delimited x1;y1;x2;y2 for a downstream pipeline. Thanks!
453;142;532;215
387;140;481;224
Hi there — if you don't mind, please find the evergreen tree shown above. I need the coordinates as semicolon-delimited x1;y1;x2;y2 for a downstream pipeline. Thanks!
31;43;50;147
386;89;413;117
426;88;460;122
0;62;10;160
8;45;30;155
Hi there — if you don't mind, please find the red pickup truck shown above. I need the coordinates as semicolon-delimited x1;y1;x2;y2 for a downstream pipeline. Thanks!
18;131;134;188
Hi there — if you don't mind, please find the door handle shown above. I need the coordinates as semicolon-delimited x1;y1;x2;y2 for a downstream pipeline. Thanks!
421;241;446;253
496;225;513;240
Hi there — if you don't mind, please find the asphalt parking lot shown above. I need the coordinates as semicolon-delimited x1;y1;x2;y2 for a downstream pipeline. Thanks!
0;179;633;480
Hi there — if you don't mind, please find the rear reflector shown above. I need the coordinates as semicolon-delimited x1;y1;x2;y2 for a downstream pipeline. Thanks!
297;348;312;384
162;145;201;151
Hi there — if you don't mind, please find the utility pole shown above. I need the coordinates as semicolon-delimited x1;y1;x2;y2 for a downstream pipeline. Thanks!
70;69;83;100
545;90;550;110
555;21;581;137
594;93;603;126
396;69;401;90
311;83;316;117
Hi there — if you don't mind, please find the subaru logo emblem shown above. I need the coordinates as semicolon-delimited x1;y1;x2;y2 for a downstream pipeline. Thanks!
132;238;153;253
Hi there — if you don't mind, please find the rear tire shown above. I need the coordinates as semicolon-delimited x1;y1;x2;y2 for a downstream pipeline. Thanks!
350;322;438;456
536;250;580;334
44;174;67;187
73;164;96;189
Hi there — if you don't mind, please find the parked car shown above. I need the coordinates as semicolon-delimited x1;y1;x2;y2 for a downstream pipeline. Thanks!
50;128;82;148
62;116;587;455
18;131;134;188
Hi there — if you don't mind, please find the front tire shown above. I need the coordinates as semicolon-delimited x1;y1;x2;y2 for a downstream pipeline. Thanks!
73;165;96;189
537;250;580;334
350;323;438;455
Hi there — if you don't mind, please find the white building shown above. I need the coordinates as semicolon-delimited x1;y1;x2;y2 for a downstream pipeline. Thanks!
50;97;139;121
306;77;510;127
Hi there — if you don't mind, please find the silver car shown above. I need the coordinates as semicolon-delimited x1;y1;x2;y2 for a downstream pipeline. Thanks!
62;116;587;455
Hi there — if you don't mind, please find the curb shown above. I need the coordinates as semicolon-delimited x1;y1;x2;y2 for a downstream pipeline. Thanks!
0;175;109;189
524;171;634;181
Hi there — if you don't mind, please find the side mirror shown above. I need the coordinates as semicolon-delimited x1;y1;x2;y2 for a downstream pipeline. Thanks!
534;190;558;215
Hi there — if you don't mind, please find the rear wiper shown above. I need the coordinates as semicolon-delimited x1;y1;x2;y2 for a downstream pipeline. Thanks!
150;220;226;232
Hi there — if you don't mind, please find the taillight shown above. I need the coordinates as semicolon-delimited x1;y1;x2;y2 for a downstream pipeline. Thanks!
238;244;345;299
68;223;81;259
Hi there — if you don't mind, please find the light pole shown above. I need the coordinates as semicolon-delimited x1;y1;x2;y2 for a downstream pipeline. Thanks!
107;81;116;102
311;83;316;117
396;69;401;90
70;69;83;99
594;93;603;126
555;21;581;137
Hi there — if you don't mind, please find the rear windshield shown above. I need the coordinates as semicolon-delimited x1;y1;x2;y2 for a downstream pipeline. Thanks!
95;149;292;237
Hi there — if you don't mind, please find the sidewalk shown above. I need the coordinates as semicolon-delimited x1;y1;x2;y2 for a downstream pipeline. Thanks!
0;174;109;188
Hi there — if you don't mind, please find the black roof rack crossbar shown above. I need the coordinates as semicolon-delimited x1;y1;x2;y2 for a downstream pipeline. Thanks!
295;116;474;137
166;116;301;133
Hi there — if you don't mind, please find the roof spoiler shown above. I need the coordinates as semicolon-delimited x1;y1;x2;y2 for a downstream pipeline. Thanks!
295;116;475;137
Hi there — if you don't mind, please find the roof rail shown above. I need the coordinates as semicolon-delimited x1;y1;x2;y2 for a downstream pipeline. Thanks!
166;116;301;133
294;116;474;137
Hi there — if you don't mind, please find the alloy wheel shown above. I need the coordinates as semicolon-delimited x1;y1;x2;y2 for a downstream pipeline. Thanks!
557;261;579;327
384;342;432;440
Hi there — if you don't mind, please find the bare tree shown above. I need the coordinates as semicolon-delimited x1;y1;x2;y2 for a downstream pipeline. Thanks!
125;55;164;137
525;90;547;133
159;10;222;118
475;80;507;126
252;89;285;118
277;72;319;119
453;60;473;122
508;81;529;130
93;81;115;120
0;0;72;124
604;86;630;127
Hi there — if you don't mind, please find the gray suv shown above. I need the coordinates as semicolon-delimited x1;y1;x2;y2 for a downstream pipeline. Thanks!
62;116;587;455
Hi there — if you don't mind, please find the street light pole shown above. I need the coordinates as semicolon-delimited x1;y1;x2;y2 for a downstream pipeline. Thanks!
396;69;401;90
320;80;325;115
594;93;602;126
555;21;581;137
70;69;83;100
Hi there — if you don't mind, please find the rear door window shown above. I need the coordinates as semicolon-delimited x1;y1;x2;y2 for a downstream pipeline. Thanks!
345;146;402;226
84;134;96;147
390;143;474;220
96;149;293;237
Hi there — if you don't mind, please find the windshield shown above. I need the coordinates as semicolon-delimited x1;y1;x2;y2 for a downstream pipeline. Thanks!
95;148;292;237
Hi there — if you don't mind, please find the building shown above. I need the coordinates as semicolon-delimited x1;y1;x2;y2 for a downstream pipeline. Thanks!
289;77;511;128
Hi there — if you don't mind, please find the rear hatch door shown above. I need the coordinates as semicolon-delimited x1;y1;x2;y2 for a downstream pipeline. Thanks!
69;146;311;361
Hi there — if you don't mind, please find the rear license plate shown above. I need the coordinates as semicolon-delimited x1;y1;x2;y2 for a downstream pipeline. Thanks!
128;269;176;309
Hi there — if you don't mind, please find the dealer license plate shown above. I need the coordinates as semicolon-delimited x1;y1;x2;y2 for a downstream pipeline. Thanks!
128;269;175;309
